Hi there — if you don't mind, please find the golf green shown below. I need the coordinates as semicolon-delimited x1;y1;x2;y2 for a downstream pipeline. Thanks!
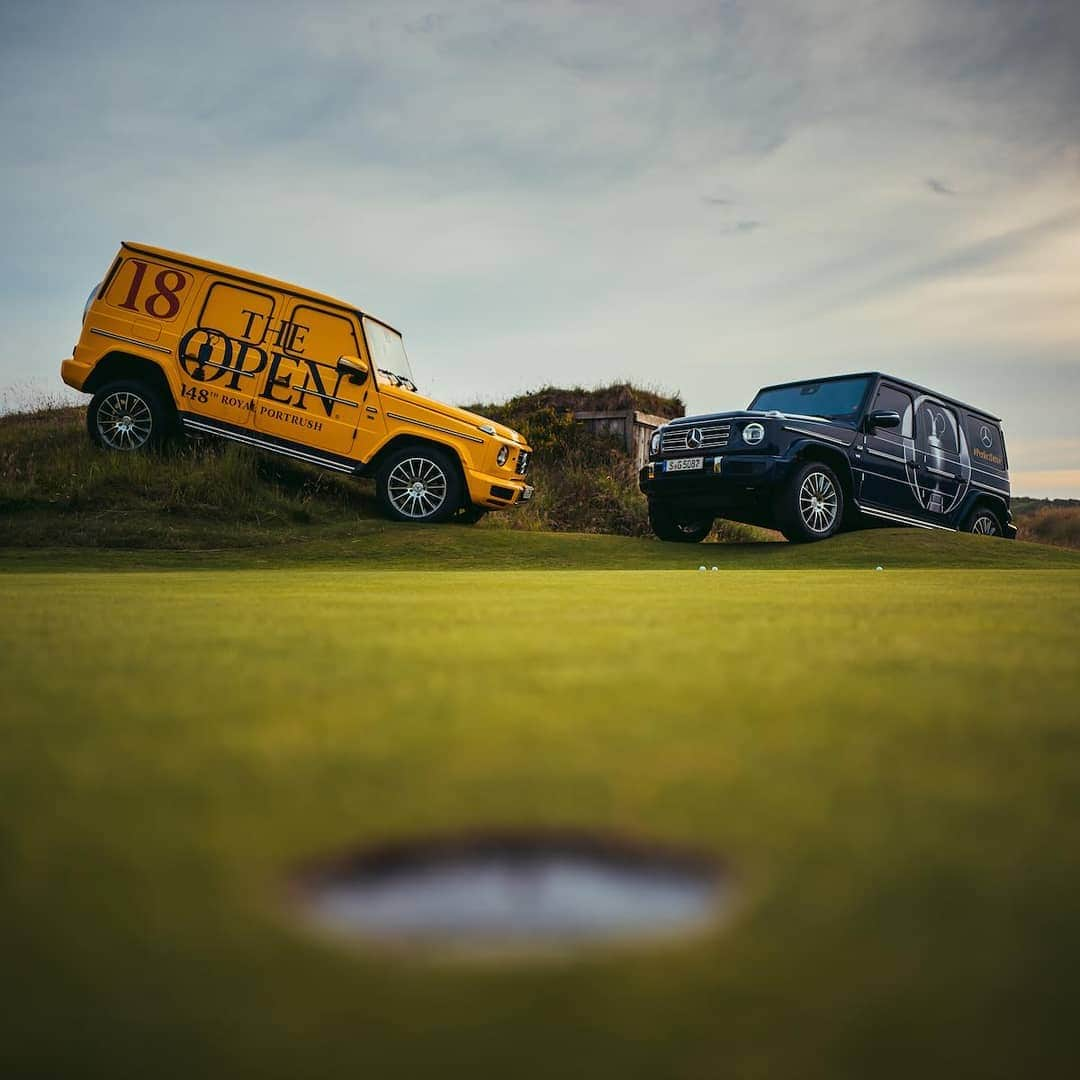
2;562;1079;1078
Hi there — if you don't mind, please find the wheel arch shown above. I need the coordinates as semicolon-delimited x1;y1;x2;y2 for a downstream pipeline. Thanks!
789;440;856;501
363;434;469;506
958;489;1009;527
84;351;177;406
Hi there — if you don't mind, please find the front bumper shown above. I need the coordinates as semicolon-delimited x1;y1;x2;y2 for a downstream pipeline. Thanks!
639;453;790;510
465;467;534;510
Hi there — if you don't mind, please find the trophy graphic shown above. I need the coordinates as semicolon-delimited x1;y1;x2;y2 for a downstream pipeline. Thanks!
925;408;946;514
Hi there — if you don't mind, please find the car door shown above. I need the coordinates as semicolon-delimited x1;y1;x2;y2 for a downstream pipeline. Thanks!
253;301;386;468
854;381;919;518
178;279;280;430
913;397;965;523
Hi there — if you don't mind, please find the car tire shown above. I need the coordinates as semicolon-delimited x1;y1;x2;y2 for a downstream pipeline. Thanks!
775;461;845;543
376;444;462;524
648;501;713;543
87;380;173;452
963;505;1003;537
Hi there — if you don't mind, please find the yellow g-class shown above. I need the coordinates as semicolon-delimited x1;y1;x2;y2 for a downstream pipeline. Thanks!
61;243;533;523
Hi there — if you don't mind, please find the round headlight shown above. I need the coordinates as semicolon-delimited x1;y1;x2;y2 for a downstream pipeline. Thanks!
743;422;765;445
650;430;662;454
496;445;510;467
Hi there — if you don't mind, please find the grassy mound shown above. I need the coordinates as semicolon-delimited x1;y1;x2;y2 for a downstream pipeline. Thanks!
0;405;381;549
0;390;771;548
465;382;768;541
3;398;1076;555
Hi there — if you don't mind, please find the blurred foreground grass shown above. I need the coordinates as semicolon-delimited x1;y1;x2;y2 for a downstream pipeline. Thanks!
2;566;1079;1079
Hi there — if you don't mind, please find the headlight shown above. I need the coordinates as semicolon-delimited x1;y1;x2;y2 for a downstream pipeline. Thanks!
650;430;662;454
496;445;510;467
742;422;765;445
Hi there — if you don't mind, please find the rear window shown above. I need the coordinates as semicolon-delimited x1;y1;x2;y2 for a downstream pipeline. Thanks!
965;414;1007;472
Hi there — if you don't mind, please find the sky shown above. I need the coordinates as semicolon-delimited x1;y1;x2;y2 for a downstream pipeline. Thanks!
1;0;1077;496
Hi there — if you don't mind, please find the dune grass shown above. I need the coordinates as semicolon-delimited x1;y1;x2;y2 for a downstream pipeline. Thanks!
2;565;1080;1079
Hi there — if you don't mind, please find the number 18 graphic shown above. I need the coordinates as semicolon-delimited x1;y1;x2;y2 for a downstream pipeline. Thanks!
112;259;190;320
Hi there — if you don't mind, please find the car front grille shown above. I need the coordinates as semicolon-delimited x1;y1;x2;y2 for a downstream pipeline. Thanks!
660;424;731;453
515;450;530;475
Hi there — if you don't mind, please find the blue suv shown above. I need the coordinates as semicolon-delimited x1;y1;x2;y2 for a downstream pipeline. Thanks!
639;372;1017;543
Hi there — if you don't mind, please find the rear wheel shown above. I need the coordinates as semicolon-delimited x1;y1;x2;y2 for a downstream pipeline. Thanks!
963;506;1002;537
775;461;844;543
87;380;172;452
376;445;462;524
648;501;713;543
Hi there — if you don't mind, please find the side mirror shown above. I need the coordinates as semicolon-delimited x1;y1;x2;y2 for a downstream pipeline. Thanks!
867;409;901;431
337;355;369;385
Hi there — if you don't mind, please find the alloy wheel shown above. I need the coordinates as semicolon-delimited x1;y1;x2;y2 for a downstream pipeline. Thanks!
96;391;153;450
386;457;449;519
798;470;839;534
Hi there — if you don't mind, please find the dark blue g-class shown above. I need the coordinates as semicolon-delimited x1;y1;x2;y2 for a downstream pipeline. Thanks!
639;372;1017;543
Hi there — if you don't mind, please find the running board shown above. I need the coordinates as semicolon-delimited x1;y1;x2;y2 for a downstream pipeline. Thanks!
181;417;357;474
858;505;955;532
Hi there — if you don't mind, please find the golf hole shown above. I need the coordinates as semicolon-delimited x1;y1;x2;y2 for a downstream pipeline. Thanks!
290;830;728;957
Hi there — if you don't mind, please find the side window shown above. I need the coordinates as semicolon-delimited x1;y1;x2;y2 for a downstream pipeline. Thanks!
198;282;276;343
965;414;1007;471
870;384;914;437
291;304;363;366
103;257;192;322
916;400;959;456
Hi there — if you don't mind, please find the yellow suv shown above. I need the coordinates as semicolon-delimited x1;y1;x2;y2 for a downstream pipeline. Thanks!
61;243;533;523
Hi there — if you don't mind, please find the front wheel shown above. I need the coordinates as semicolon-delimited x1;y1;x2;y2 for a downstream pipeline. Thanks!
775;461;844;543
376;445;462;524
648;502;713;543
87;380;172;452
963;506;1003;537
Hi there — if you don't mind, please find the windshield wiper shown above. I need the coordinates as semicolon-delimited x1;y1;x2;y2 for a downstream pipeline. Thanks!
379;368;417;392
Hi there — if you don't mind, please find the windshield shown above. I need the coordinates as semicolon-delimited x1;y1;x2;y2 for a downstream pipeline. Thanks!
749;376;871;424
363;317;417;391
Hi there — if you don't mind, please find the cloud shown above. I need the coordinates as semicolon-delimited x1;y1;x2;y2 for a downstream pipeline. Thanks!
1;0;1078;492
925;177;957;196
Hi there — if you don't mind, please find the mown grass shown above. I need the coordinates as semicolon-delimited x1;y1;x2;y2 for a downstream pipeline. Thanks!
2;567;1079;1079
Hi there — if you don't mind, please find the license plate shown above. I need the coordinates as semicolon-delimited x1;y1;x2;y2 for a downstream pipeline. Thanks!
666;457;703;473
520;485;534;502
